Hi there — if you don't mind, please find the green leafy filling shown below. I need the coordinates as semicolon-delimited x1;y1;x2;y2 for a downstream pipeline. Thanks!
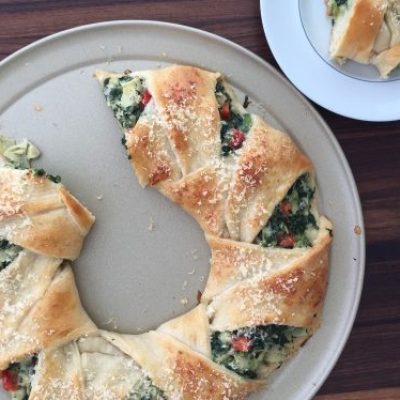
255;173;318;248
0;239;22;272
0;136;40;169
215;81;252;156
328;0;349;18
31;168;61;184
103;75;145;130
211;325;308;379
127;376;167;400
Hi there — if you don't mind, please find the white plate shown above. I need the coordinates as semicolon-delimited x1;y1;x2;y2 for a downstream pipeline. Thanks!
0;21;364;400
260;0;400;121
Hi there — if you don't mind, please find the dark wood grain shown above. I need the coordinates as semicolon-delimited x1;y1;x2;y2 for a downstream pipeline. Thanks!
0;1;399;398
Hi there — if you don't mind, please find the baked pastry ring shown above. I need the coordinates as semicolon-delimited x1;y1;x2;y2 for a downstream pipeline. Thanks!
0;64;333;399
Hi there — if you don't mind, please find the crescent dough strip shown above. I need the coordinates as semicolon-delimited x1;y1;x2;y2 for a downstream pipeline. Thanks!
0;264;97;369
146;65;221;175
158;304;212;358
208;218;332;333
29;341;84;400
0;250;62;351
0;168;95;260
202;235;308;304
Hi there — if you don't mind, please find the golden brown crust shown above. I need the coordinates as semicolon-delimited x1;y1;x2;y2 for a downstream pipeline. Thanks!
0;168;95;260
158;305;212;357
29;342;85;400
58;187;95;234
0;264;96;369
147;65;221;175
162;165;229;236
126;110;182;188
209;217;332;332
0;251;62;359
203;235;307;304
373;43;400;77
331;0;387;63
225;116;313;242
102;331;263;400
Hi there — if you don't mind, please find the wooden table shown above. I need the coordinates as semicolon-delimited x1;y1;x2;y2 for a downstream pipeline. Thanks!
0;1;399;399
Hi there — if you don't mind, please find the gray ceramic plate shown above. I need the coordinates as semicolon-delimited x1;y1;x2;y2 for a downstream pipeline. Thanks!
0;21;364;400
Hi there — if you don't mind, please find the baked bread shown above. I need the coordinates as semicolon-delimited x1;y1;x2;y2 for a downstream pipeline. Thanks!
372;42;400;76
0;262;97;371
0;64;335;400
326;0;400;77
0;167;95;260
327;0;387;64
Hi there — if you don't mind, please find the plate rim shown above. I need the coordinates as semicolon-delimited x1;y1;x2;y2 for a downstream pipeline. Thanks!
0;19;365;399
260;0;400;121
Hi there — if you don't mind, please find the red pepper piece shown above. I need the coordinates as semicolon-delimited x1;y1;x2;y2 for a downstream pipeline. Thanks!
142;89;152;106
280;201;292;217
232;336;252;352
219;103;230;120
278;233;296;248
229;129;246;150
1;369;18;392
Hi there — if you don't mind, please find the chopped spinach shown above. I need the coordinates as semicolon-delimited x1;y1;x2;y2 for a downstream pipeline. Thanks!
0;136;40;169
0;239;22;272
46;174;61;184
211;325;308;379
127;376;167;400
328;0;349;18
215;80;252;156
103;75;145;130
243;95;250;109
255;174;318;248
31;169;61;184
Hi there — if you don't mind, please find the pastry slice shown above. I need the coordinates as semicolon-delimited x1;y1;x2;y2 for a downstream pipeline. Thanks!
102;329;262;400
0;167;95;261
372;43;400;77
95;66;230;237
29;341;84;400
327;0;387;63
95;65;221;177
15;333;170;400
157;304;212;357
386;0;400;46
0;249;62;352
225;116;314;242
202;234;308;303
0;263;97;370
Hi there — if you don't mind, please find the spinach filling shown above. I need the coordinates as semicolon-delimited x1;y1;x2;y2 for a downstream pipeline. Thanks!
31;168;61;184
103;75;145;130
0;239;22;272
211;325;308;379
215;81;252;156
0;136;40;170
127;376;167;400
1;356;37;400
328;0;349;18
255;174;318;249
